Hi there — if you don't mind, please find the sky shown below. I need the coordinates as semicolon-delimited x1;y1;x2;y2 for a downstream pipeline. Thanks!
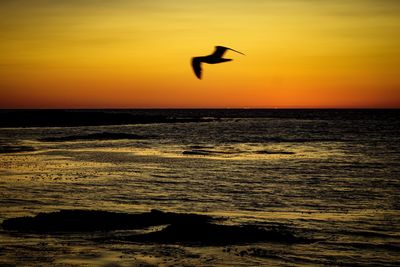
1;0;400;108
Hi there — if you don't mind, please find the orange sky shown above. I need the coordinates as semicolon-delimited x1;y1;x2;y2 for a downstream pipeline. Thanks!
1;0;400;108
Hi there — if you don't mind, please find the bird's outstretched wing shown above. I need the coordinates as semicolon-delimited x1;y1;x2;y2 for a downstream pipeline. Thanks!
192;57;202;79
212;46;245;57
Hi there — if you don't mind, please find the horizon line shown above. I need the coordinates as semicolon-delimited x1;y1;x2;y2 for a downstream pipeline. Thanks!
1;107;399;110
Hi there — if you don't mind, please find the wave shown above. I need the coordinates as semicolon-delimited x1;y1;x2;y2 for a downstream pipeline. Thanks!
232;137;347;143
38;132;152;142
0;144;35;153
328;241;400;251
183;146;296;157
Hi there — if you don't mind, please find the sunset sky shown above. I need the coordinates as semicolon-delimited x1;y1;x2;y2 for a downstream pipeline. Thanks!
1;0;399;108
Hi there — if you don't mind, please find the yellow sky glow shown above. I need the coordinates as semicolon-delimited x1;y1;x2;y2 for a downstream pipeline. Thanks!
1;0;400;108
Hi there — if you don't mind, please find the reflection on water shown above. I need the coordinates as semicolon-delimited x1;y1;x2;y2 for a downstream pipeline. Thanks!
0;110;399;266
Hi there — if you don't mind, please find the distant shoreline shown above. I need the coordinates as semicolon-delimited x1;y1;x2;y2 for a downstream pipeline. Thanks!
0;109;398;128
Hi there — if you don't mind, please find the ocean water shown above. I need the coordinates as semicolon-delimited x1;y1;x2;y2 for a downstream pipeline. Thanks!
0;109;399;266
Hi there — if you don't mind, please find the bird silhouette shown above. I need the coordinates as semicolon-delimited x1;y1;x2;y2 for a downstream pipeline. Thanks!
192;46;245;79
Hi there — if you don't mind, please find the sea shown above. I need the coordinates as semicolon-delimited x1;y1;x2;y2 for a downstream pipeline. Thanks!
0;109;399;266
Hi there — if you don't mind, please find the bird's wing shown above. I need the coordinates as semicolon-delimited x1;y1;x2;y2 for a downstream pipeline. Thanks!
213;45;245;56
192;57;202;79
212;46;229;58
228;47;245;55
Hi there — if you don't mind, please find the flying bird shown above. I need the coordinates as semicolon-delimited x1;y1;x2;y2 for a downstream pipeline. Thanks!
191;46;245;79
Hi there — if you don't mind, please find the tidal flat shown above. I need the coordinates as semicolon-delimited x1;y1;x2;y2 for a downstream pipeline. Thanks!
1;109;399;266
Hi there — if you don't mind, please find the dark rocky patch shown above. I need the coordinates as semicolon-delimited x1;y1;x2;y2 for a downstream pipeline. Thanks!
0;145;35;154
1;209;213;233
2;209;310;246
256;150;295;155
39;132;150;142
182;149;234;156
123;223;304;245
